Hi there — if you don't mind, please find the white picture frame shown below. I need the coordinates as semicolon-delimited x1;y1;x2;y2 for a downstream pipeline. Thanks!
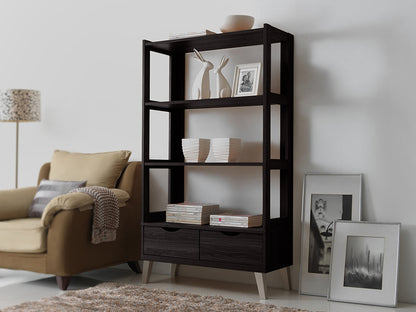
232;63;261;97
328;221;400;307
299;174;362;297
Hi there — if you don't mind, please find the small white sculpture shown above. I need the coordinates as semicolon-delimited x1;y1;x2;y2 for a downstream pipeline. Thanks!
214;56;231;98
192;49;213;100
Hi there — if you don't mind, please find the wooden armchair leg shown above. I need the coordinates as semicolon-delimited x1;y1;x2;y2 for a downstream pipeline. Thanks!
56;276;71;290
127;261;142;274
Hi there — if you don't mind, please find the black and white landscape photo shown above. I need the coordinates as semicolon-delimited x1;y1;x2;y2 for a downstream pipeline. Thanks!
308;194;352;274
344;235;384;290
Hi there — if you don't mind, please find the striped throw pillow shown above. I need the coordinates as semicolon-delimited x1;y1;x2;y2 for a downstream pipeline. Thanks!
28;179;87;218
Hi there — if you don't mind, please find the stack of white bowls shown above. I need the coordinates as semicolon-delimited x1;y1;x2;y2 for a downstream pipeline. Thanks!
182;138;210;162
211;138;241;162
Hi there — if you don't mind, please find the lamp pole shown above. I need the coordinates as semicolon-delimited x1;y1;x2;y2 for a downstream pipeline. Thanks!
15;121;19;188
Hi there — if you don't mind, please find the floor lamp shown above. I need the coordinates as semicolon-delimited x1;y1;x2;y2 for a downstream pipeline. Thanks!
0;89;41;188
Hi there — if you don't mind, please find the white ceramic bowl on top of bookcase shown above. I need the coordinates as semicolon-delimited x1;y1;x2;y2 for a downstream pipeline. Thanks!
182;138;210;162
211;138;241;162
220;15;255;33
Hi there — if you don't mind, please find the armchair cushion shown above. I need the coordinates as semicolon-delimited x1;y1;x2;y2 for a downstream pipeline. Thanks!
28;179;87;218
0;218;46;253
0;187;37;221
49;150;131;188
41;188;130;227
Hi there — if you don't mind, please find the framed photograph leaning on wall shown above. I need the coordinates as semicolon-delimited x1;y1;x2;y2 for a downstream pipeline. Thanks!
232;63;261;97
329;221;400;307
299;174;362;296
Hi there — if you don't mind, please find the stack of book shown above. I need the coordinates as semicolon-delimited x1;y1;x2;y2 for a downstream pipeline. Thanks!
210;214;263;228
166;202;219;225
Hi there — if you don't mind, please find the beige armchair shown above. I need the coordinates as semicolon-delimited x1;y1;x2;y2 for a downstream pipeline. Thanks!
0;158;141;290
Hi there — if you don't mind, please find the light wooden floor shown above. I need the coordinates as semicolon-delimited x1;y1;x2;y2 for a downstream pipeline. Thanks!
0;267;415;311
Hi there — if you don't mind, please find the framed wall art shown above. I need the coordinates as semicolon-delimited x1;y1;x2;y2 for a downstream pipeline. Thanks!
328;221;400;307
232;63;261;97
299;174;362;296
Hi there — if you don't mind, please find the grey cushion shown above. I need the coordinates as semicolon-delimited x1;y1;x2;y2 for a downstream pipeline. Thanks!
28;179;87;218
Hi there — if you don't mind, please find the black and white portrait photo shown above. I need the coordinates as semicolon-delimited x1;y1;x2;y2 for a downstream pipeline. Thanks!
308;194;352;274
344;236;384;290
238;70;255;93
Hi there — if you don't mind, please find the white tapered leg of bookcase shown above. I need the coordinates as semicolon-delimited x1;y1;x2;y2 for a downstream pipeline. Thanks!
142;261;153;284
254;272;267;299
280;267;292;290
170;264;178;279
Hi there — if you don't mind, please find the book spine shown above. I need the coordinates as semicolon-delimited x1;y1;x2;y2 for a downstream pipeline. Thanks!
210;221;248;228
210;215;262;221
166;216;208;225
167;204;219;210
166;211;202;216
168;203;219;208
210;216;249;222
166;219;204;225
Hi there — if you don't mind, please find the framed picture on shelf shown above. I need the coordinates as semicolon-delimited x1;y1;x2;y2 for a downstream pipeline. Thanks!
328;221;400;307
299;174;362;297
232;63;261;97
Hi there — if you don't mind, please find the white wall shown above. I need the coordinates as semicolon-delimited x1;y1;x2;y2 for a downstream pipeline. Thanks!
0;0;415;303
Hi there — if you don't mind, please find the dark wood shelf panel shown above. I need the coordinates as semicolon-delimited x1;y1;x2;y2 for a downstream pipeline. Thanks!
145;96;259;110
270;159;289;170
145;93;288;111
145;160;290;169
270;93;288;105
142;221;264;234
144;24;292;54
144;160;264;168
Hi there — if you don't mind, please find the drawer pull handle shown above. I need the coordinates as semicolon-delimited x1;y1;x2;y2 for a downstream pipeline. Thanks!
221;231;240;237
162;227;180;232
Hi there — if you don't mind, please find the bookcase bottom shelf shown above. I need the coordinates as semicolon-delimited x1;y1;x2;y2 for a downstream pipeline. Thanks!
142;221;264;233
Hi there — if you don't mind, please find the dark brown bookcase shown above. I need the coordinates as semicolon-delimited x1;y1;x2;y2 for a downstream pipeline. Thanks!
141;24;293;298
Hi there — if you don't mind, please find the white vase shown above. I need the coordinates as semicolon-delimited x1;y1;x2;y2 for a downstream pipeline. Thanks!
211;138;241;162
182;138;210;162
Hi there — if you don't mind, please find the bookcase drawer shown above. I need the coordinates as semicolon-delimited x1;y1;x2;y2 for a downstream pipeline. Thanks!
143;226;199;259
200;231;263;266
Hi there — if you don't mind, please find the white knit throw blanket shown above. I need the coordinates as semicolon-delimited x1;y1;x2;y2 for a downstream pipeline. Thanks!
70;186;119;244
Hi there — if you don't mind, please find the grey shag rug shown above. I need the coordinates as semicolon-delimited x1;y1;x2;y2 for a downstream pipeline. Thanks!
2;282;315;311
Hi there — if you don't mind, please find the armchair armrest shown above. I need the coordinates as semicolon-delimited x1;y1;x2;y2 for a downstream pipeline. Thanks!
0;187;37;220
41;188;130;227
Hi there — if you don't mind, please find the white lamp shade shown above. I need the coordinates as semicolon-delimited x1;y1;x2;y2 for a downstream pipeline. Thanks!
0;89;41;122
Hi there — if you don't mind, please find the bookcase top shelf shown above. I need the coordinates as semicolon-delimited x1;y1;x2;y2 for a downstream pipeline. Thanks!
144;23;293;54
